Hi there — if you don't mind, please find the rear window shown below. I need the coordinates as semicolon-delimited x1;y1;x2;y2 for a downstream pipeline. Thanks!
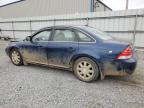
82;26;113;40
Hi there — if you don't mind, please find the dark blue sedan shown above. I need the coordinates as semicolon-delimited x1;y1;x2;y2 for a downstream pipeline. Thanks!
5;26;137;82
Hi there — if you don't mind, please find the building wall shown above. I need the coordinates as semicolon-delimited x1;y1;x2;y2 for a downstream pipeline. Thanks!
92;0;112;12
0;0;89;18
94;1;106;12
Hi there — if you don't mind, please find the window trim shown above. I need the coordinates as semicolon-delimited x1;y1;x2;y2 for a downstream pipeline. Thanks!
30;27;96;44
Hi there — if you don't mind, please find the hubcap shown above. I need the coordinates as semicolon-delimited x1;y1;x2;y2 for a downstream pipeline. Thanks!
76;61;94;80
11;51;20;64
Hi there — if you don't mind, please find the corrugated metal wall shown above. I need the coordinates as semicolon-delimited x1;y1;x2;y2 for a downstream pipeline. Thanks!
0;9;144;47
0;0;89;18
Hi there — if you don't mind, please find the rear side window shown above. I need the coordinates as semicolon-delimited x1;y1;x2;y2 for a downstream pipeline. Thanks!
77;31;95;42
53;29;76;42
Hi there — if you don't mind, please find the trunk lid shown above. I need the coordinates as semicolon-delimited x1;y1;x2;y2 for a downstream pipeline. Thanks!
98;39;131;60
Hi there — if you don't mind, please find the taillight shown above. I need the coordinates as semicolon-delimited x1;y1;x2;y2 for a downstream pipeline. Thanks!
116;45;133;60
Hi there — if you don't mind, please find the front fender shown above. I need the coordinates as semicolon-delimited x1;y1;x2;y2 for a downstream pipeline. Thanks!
5;41;21;57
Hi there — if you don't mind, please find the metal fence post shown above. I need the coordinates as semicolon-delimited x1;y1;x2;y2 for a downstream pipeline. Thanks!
86;17;89;26
53;19;56;26
133;14;138;47
29;20;32;35
12;21;15;39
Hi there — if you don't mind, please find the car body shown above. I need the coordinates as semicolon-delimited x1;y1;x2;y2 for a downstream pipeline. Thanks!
5;26;137;82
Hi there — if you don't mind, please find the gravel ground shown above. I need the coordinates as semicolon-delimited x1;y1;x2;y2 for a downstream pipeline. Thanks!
0;40;144;108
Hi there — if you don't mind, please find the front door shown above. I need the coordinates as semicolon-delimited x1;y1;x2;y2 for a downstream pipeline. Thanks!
22;29;51;64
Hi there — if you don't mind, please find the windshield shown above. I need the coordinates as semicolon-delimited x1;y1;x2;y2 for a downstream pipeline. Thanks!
81;26;113;40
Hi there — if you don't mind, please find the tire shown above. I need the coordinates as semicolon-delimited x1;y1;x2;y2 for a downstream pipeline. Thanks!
73;57;99;82
10;49;23;66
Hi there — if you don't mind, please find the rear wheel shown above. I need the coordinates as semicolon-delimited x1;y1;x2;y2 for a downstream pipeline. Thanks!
73;57;99;82
10;49;23;66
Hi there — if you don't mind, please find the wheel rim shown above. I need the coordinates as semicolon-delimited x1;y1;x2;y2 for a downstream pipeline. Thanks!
76;61;94;80
11;51;20;64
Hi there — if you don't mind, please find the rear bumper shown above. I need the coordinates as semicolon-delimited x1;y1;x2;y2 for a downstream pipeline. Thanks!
102;57;137;76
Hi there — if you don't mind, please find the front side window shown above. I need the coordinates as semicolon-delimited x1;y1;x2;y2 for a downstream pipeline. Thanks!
53;29;76;42
77;31;95;42
32;30;51;42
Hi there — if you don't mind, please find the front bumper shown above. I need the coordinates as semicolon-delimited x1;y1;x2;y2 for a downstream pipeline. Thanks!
102;57;137;76
5;47;10;56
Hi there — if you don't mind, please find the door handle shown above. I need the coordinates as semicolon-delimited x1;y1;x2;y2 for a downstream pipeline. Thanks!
68;47;76;52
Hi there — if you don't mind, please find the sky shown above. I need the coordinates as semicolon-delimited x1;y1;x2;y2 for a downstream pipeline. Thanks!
0;0;18;5
102;0;144;10
0;0;144;10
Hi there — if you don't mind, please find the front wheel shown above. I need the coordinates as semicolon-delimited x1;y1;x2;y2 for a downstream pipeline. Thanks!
10;49;23;66
73;57;99;82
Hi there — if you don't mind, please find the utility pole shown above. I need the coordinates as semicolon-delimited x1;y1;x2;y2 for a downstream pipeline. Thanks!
126;0;129;10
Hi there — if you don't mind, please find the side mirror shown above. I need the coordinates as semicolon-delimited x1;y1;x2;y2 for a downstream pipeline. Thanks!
25;36;32;41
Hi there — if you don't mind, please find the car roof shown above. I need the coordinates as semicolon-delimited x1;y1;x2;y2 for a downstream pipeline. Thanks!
41;25;86;30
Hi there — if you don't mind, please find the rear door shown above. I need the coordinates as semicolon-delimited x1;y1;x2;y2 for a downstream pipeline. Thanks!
47;27;79;68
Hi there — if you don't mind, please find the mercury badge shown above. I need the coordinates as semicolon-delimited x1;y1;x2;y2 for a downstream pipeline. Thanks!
109;50;113;53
